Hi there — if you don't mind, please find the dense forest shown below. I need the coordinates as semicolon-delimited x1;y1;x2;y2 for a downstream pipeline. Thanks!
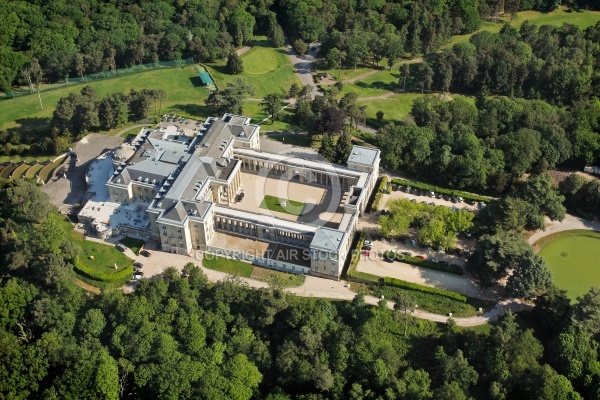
1;179;600;400
1;0;599;93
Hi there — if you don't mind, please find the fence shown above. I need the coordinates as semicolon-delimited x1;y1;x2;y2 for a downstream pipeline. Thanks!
2;58;194;99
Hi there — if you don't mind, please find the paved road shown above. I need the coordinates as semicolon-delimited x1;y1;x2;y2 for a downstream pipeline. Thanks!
79;233;525;326
285;41;319;99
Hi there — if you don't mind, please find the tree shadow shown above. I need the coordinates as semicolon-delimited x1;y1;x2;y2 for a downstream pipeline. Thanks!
249;38;271;48
208;64;229;75
168;103;211;118
7;117;51;136
354;81;398;92
189;76;203;88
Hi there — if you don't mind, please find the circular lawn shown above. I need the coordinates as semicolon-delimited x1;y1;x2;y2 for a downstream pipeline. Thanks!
539;231;600;301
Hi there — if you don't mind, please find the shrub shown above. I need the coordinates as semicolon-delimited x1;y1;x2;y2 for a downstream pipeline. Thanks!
391;178;492;203
384;251;464;275
367;175;388;212
383;277;467;302
74;262;134;282
347;232;367;277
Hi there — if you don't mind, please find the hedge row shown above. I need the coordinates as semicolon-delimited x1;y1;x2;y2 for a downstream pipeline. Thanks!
370;175;388;212
384;251;464;275
383;277;468;302
347;232;367;277
74;262;134;282
390;178;492;203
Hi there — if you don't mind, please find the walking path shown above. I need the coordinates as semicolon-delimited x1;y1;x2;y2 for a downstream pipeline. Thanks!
285;40;320;99
528;214;600;245
80;232;527;326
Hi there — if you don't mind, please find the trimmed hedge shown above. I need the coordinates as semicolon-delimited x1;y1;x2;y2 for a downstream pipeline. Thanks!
391;178;492;203
384;251;464;275
74;262;134;283
383;277;467;302
369;175;388;212
347;232;367;278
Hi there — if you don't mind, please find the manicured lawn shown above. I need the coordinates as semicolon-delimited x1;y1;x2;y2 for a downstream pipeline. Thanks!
260;195;306;216
24;163;45;179
72;232;133;272
317;66;381;82
10;163;31;179
250;266;306;287
240;101;302;133
539;230;600;301
202;254;254;277
265;132;314;147
359;93;475;126
341;67;400;98
119;237;146;255
205;37;301;98
0;66;206;132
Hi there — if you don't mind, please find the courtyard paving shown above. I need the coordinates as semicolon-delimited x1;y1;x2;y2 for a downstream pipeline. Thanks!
230;171;345;228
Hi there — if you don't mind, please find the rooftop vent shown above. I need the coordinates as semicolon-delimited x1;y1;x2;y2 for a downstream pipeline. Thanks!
138;176;143;181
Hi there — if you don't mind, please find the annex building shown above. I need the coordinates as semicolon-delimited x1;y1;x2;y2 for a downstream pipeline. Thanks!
78;114;380;280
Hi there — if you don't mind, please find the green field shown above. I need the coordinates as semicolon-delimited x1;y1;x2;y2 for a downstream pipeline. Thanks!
240;101;302;132
202;254;254;277
358;93;474;126
539;230;600;300
260;195;306;216
206;37;301;98
341;67;400;98
447;6;600;47
0;66;207;132
250;266;306;288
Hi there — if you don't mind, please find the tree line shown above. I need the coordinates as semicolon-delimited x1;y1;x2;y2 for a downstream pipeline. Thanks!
378;95;600;195
2;180;600;399
3;0;598;96
421;22;600;106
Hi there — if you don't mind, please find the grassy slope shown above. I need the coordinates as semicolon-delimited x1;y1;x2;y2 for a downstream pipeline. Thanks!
358;93;475;125
447;6;600;47
205;37;301;98
539;230;600;300
0;66;207;131
202;254;254;277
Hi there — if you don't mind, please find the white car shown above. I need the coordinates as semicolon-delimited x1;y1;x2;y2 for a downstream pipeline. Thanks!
132;272;143;280
364;240;372;245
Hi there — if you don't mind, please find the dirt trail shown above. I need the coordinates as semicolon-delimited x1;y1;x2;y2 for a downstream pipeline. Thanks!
236;46;253;56
356;92;396;101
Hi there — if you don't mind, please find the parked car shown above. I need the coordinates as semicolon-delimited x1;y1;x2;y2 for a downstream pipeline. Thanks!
361;250;371;256
140;250;151;257
362;245;372;251
429;191;435;197
428;258;437;263
116;243;126;252
416;255;425;260
410;239;417;247
132;272;144;280
364;240;372;245
466;199;476;205
479;202;487;209
401;237;408;244
133;262;143;269
410;199;417;203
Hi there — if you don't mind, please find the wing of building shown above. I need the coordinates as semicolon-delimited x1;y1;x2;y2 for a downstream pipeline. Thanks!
79;114;380;280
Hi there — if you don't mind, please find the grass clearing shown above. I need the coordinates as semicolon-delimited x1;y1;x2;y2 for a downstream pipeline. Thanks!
260;194;306;216
265;132;314;147
446;7;600;47
0;66;206;132
317;66;381;82
202;254;254;277
538;230;600;301
359;93;475;126
341;68;400;98
251;266;306;287
241;101;301;132
205;37;301;98
119;237;146;255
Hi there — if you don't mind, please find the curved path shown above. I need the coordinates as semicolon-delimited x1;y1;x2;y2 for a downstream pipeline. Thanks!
528;214;600;246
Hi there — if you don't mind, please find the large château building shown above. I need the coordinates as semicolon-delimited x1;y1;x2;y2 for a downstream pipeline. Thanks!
79;114;379;280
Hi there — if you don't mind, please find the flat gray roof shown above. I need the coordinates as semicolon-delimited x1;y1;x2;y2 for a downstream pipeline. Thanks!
347;145;380;166
310;227;345;251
